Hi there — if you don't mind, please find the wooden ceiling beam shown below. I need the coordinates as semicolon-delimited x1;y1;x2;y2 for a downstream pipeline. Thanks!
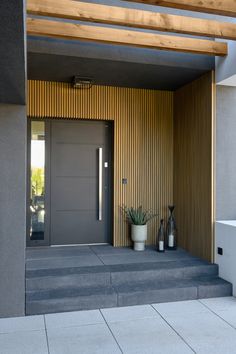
121;0;236;17
27;0;236;40
27;18;227;56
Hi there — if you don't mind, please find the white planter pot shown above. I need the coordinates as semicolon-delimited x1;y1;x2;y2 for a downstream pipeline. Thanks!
131;224;147;251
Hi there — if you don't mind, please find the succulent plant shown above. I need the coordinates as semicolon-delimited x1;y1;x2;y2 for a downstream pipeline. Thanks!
123;205;158;225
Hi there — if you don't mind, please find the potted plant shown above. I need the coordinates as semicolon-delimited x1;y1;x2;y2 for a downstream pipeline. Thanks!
123;206;158;251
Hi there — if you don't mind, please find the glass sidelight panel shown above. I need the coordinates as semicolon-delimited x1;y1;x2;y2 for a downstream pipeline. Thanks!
30;121;45;240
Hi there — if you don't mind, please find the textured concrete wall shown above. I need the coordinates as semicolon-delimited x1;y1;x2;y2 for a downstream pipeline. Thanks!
0;0;26;104
216;41;236;84
216;86;236;220
215;221;236;296
0;104;26;317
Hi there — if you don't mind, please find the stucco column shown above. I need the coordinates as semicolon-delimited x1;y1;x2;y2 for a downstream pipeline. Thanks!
0;0;26;317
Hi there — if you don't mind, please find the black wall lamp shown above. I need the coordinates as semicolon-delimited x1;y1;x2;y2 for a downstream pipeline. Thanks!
72;76;94;89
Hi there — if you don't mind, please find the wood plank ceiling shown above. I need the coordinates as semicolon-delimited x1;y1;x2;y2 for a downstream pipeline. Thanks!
27;0;236;57
122;0;236;17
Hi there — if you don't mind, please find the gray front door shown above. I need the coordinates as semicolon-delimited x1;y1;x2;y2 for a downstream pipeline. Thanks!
50;120;112;245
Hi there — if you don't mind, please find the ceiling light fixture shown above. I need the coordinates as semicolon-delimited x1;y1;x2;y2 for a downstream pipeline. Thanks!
72;76;94;89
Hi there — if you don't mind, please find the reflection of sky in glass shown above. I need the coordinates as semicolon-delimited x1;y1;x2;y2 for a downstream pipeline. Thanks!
31;141;45;168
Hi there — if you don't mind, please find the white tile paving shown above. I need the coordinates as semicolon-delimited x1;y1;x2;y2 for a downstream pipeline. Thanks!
101;304;157;323
45;309;104;329
1;298;236;354
0;330;48;354
167;311;236;354
154;299;236;354
152;299;209;317
200;297;236;330
200;296;236;311
0;315;45;334
107;316;193;354
47;324;121;354
212;309;236;329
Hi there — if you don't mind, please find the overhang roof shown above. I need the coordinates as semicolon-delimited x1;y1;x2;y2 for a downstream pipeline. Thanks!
26;0;236;91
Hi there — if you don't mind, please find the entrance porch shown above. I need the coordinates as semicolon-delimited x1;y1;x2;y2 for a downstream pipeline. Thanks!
26;245;231;315
2;0;236;320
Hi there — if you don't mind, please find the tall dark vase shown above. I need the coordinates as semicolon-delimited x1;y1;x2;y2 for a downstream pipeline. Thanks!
166;206;177;250
157;219;165;253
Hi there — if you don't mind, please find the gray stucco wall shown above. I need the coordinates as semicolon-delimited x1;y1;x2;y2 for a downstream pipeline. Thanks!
216;86;236;220
0;104;26;317
0;0;26;104
216;40;236;84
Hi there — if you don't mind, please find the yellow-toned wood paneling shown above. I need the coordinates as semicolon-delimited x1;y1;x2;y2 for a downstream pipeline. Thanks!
28;80;173;246
174;72;214;261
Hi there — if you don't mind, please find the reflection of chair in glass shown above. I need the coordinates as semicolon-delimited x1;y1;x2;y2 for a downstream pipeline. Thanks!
30;195;45;240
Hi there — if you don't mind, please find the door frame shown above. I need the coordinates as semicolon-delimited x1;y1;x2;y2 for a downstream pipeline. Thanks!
27;118;51;247
27;118;114;247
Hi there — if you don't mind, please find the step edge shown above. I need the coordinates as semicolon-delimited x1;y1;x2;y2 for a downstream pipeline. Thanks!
26;277;231;301
26;263;218;280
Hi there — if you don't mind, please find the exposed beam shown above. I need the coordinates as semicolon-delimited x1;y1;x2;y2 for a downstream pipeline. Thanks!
27;18;227;56
122;0;236;17
27;0;236;40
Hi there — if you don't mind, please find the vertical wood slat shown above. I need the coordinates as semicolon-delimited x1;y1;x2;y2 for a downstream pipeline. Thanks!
173;72;214;261
28;80;173;247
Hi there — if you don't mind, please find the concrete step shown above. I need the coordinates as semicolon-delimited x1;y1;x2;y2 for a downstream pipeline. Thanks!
115;276;232;307
26;276;232;315
26;269;111;291
110;260;218;286
26;259;218;291
26;286;117;315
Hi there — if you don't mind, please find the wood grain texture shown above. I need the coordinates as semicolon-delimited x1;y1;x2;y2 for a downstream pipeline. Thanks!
27;81;173;247
174;72;214;262
27;0;236;40
27;18;227;56
123;0;236;17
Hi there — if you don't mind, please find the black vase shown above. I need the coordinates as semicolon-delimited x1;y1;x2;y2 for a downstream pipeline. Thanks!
157;219;165;252
166;206;177;250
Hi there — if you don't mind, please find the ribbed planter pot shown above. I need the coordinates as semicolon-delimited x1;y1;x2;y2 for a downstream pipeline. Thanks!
131;224;147;251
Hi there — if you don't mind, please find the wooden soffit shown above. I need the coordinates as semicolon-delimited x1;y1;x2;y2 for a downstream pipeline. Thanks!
27;0;236;40
27;17;227;56
122;0;236;17
26;0;234;56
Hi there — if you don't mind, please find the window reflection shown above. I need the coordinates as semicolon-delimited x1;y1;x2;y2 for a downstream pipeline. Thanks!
30;121;45;240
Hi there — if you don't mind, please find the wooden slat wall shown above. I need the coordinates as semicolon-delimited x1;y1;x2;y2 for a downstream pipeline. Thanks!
27;80;173;246
174;72;214;261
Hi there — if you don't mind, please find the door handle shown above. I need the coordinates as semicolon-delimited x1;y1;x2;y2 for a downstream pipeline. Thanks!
98;147;103;221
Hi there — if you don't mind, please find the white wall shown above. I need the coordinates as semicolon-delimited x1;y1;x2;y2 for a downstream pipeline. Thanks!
215;221;236;296
216;86;236;219
216;40;236;84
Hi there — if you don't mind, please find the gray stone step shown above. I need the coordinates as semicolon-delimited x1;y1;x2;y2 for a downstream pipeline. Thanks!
26;276;232;315
110;261;218;286
115;276;232;307
26;286;117;315
26;259;218;291
26;270;111;291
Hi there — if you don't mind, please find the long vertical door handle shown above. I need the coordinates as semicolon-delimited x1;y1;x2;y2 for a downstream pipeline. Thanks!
98;147;103;221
